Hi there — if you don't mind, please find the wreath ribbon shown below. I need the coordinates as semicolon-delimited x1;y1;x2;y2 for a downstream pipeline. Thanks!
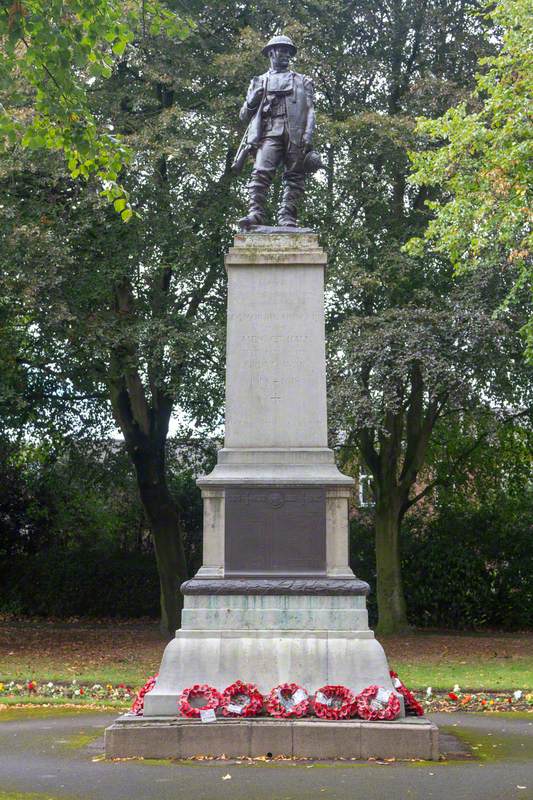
389;670;424;716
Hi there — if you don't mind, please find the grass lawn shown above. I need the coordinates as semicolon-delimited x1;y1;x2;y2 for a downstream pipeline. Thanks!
0;619;165;687
383;630;533;691
0;620;531;692
0;702;124;721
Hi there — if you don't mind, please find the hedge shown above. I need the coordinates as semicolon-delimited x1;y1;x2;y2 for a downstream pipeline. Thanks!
2;499;531;628
351;498;533;629
1;548;160;618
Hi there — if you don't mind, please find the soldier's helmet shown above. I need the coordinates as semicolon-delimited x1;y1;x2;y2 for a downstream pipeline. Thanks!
261;34;297;57
302;150;325;174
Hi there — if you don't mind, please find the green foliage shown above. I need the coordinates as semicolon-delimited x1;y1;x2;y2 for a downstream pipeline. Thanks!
0;433;211;617
351;493;533;630
1;548;160;617
0;0;190;212
406;0;533;356
403;499;533;629
1;0;530;630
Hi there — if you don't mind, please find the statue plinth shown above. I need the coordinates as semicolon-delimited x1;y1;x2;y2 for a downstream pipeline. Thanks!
106;232;439;760
143;233;394;715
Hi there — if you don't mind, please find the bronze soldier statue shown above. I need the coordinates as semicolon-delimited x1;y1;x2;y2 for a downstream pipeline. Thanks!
232;34;321;230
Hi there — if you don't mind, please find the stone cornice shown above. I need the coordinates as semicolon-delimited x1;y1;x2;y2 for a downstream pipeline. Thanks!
181;577;370;596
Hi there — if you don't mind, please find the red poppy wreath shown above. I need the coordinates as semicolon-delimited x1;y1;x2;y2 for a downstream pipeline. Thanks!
266;683;310;718
221;680;264;717
178;683;222;718
313;685;357;720
356;684;402;721
131;673;158;716
389;670;424;716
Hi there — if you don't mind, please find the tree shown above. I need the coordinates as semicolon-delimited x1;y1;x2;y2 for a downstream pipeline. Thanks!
271;0;521;633
405;0;532;357
3;0;529;637
260;0;528;633
330;267;530;634
0;3;238;633
0;0;189;211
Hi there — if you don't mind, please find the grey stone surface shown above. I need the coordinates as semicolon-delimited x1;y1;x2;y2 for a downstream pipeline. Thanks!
180;592;369;631
198;452;353;486
194;483;356;580
180;720;249;759
104;722;180;759
105;716;439;760
181;578;370;595
248;225;314;234
143;630;395;717
142;233;401;752
360;719;440;761
223;234;329;450
249;720;293;756
292;720;362;759
197;236;353;487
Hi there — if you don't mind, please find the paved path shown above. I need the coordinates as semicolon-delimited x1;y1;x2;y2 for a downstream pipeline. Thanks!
0;710;532;800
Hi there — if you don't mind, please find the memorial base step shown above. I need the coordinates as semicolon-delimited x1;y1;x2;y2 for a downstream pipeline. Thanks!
105;715;439;761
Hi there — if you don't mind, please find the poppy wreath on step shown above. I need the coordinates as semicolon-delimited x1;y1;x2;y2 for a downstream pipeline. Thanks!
131;673;158;716
221;680;264;717
356;685;402;721
313;685;357;720
389;670;424;716
266;683;310;718
178;684;222;718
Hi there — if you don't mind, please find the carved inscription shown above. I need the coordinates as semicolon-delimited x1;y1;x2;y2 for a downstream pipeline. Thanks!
225;487;327;576
235;333;322;398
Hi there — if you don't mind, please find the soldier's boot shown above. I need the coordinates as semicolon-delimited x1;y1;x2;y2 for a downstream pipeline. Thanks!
238;182;269;230
277;173;305;227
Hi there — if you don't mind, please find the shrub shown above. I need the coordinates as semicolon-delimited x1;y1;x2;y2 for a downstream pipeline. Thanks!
350;496;533;629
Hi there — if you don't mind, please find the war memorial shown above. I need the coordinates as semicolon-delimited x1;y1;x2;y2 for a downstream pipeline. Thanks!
105;35;439;761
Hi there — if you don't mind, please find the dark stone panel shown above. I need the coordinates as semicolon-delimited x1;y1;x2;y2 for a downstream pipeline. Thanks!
181;577;370;596
224;487;326;576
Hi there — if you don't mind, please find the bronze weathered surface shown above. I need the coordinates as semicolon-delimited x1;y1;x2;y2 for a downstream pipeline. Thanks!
233;35;322;230
224;487;327;576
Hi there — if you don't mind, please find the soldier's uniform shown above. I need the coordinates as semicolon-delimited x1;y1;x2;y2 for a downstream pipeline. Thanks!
237;36;316;228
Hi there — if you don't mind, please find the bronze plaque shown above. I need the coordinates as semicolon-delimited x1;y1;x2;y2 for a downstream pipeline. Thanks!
225;487;326;576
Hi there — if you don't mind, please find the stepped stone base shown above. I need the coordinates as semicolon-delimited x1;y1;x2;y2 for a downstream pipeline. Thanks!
142;625;398;717
105;715;439;761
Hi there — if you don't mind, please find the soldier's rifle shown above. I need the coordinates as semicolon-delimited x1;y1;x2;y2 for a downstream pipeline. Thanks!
231;76;269;175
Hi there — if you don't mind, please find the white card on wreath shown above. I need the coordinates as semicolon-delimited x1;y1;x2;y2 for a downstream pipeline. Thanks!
315;692;332;706
227;703;244;714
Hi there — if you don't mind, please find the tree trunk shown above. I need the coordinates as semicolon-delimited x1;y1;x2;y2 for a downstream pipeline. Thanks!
374;498;410;635
131;445;188;636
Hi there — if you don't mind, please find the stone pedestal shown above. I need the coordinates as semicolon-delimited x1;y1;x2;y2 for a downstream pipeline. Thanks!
143;232;395;715
106;231;437;760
